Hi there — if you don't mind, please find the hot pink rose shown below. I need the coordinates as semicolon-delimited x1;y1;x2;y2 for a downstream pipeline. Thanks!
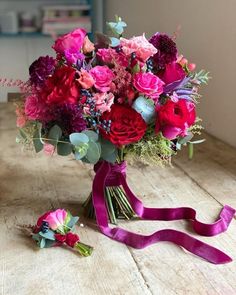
133;72;164;100
82;36;95;54
77;68;95;89
90;65;114;92
94;92;114;113
158;62;186;85
52;28;86;54
120;34;157;62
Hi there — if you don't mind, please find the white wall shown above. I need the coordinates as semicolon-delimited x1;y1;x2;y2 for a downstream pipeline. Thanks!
104;0;236;147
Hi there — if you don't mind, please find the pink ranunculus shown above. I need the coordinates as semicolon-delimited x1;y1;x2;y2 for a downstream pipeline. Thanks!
133;72;164;100
52;28;86;55
77;68;95;89
43;143;55;156
158;62;186;85
90;65;114;92
120;34;157;62
94;92;114;113
82;36;95;54
44;209;67;231
155;99;196;140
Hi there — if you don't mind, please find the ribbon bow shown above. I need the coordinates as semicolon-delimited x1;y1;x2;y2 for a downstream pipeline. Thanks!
92;160;235;264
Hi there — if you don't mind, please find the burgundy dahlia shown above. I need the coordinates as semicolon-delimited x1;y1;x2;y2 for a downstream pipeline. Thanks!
149;33;177;69
29;56;56;87
53;103;87;135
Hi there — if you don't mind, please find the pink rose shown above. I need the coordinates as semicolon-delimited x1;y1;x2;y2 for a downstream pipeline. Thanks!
52;28;86;54
94;92;114;113
133;72;164;100
120;34;157;62
77;68;95;89
82;36;95;54
158;62;186;85
90;65;114;92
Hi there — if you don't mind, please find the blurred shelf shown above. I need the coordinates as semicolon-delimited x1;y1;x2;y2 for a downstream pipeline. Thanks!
0;32;52;38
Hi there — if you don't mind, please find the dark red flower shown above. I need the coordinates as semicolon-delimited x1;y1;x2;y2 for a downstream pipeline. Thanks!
100;104;147;146
42;66;79;105
155;100;196;140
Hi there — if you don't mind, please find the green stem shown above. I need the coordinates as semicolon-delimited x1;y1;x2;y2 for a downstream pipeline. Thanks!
74;242;93;257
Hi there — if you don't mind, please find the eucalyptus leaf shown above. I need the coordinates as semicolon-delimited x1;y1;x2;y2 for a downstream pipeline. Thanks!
32;233;40;242
39;238;46;248
102;149;118;163
86;141;101;164
39;230;55;241
48;125;62;146
33;135;43;153
67;216;79;229
110;37;120;47
44;240;56;248
69;133;89;146
75;148;88;160
82;130;99;142
57;142;72;156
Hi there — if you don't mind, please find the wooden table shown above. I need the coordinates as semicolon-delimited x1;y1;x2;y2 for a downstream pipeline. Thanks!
1;103;236;295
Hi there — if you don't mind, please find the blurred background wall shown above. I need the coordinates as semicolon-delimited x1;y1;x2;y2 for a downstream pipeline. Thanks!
104;0;236;147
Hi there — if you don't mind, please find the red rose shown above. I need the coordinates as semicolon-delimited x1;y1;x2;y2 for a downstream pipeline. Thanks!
158;62;186;85
100;104;147;146
42;66;79;105
155;100;196;140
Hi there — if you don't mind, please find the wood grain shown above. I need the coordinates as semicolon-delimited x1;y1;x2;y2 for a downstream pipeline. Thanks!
0;103;236;295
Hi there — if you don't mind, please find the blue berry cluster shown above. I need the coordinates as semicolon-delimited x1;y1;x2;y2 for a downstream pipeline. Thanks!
41;220;49;233
146;59;154;72
80;88;112;134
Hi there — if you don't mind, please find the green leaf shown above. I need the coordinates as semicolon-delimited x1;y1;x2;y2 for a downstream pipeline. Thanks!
69;133;89;146
132;63;140;74
189;139;206;144
32;233;40;242
38;230;55;241
48;125;62;146
178;132;193;145
102;149;118;163
75;149;88;160
32;122;44;152
44;240;56;248
82;130;99;142
39;238;46;248
57;142;72;156
86;141;101;164
110;37;120;47
100;138;116;159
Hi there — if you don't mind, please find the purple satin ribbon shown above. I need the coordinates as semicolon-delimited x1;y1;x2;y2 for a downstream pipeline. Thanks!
92;161;235;264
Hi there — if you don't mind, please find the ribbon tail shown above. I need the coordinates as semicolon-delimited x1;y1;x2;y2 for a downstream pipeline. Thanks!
120;174;235;236
92;161;233;264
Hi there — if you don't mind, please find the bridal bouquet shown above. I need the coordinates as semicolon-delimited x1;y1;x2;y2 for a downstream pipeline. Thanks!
13;17;236;264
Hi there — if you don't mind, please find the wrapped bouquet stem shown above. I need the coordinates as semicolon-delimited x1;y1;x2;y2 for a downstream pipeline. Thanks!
7;15;235;264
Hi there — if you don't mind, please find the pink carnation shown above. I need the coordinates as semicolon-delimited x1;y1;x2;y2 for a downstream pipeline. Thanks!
52;28;86;55
94;92;114;113
133;72;164;100
90;65;114;92
77;68;95;89
120;34;157;62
